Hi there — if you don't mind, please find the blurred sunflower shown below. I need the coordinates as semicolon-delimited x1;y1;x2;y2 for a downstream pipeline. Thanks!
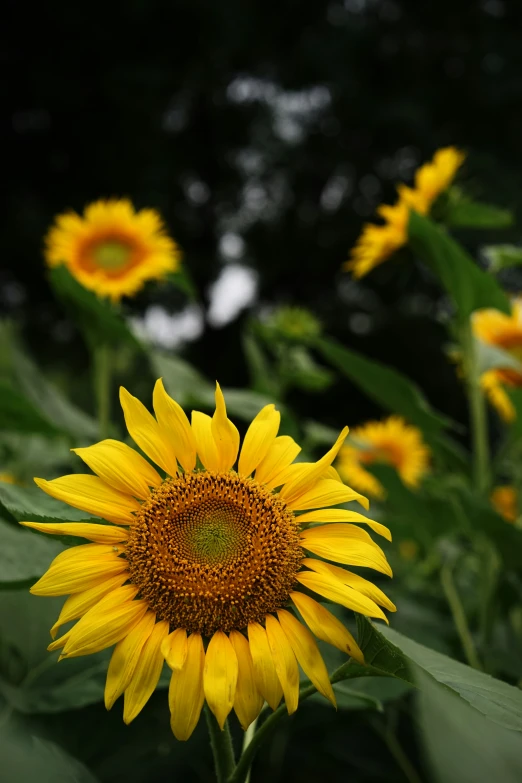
473;299;522;422
345;146;465;278
491;486;518;524
24;383;395;740
45;199;181;301
337;416;430;499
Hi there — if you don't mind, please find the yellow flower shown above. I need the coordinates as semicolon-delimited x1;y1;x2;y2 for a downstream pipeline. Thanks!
337;416;430;499
45;199;181;301
24;382;395;740
473;299;522;422
345;146;465;278
491;486;518;524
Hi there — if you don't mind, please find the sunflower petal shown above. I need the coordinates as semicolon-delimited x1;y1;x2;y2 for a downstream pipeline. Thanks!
287;479;369;512
300;523;392;577
296;571;387;621
73;439;161;499
124;620;169;724
169;632;206;741
30;557;128;596
105;611;156;709
238;405;280;477
279;427;349;503
296;509;391;541
290;592;364;664
191;411;220;471
50;572;129;638
211;384;240;471
162;628;188;671
34;475;140;526
153;379;197;471
255;436;302;488
277;609;335;706
229;630;264;730
203;630;238;729
264;614;299;715
119;387;178;476
303;558;396;612
49;542;124;568
20;520;129;544
247;622;282;711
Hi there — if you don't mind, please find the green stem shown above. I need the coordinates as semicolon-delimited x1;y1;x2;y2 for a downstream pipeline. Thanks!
205;707;236;783
460;318;489;494
228;662;380;783
241;717;259;783
93;343;111;439
441;562;482;671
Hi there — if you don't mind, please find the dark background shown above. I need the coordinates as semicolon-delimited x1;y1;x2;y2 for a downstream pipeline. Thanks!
3;0;522;431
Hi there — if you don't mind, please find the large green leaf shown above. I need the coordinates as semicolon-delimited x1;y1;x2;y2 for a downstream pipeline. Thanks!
313;336;452;440
0;481;100;524
356;616;522;733
408;210;511;317
0;382;60;437
446;195;514;230
49;266;140;349
0;517;64;588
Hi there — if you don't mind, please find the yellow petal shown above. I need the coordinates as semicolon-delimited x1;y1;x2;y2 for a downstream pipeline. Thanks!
49;542;124;568
238;405;280;477
296;509;391;541
61;590;148;658
286;479;369;512
322;466;343;482
191;411;220;471
124;620;170;723
255;436;302;488
105;611;156;709
153;379;197;472
290;591;364;664
300;523;392;577
34;475;140;526
119;386;178;476
302;558;396;612
30;556;128;596
247;622;283;711
73;439;161;499
162;628;188;671
279;427;349;503
203;630;238;729
229;630;264;730
48;629;73;652
211;383;240;471
276;609;335;706
50;572;129;638
169;632;205;741
264;614;299;715
296;571;387;621
20;520;129;544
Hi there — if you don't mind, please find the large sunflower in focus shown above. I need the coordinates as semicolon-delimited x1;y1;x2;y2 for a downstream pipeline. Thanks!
337;416;430;499
24;383;395;740
473;299;522;422
345;146;465;278
45;199;181;301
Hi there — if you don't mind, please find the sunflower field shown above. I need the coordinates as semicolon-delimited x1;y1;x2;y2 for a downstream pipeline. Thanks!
3;4;522;782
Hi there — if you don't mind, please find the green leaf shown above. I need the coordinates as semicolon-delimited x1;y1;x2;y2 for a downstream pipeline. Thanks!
0;517;64;587
49;265;140;349
0;382;60;437
0;481;100;524
242;331;280;398
313;336;452;441
483;244;522;273
358;617;522;732
11;346;99;440
446;196;514;230
408;210;511;317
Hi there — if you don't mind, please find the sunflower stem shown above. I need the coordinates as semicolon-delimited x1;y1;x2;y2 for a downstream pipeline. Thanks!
93;343;111;439
205;707;236;783
460;317;490;494
441;561;483;671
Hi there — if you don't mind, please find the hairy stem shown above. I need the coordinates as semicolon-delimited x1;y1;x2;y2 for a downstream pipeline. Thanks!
441;562;483;671
205;707;236;783
460;318;489;494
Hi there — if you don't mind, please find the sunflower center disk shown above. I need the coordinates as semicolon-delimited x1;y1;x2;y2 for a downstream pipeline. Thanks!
126;472;303;636
92;240;132;270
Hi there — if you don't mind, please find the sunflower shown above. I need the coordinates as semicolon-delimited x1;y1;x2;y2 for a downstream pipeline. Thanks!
345;146;465;278
473;299;522;422
45;199;181;301
23;382;395;740
336;416;430;500
491;486;518;524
